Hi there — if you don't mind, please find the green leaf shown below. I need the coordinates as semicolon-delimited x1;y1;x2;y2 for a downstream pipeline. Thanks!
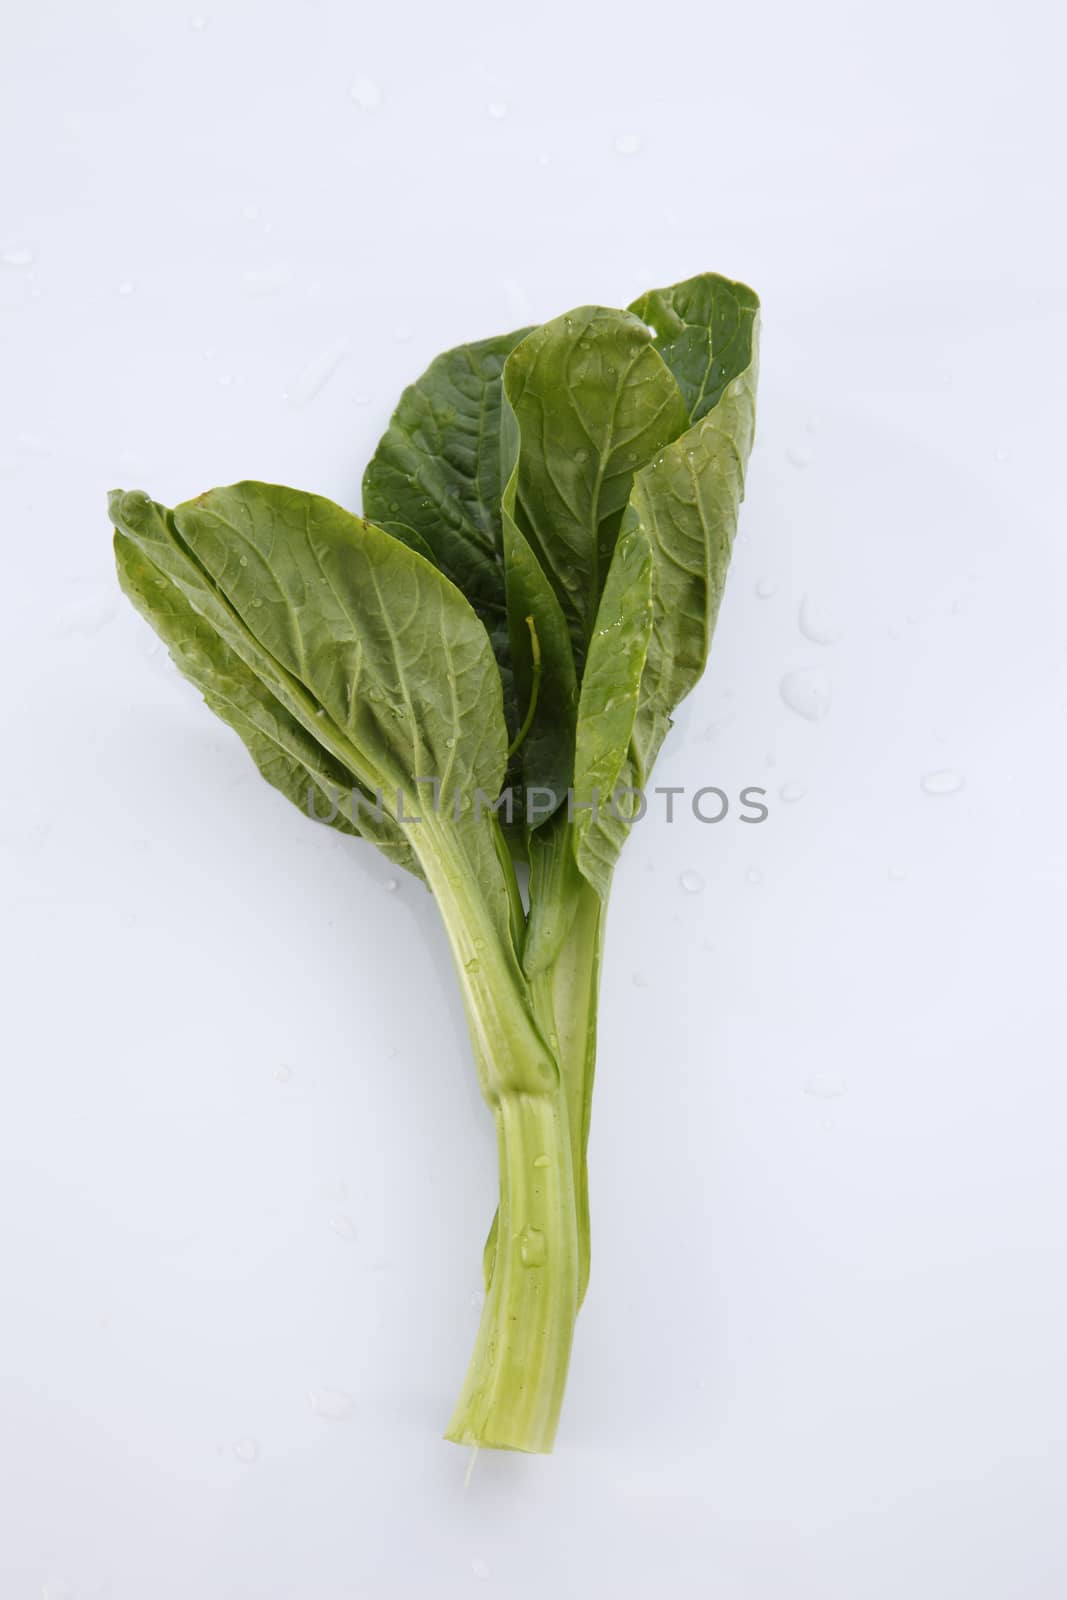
110;485;522;921
500;306;689;665
630;362;759;739
628;272;759;424
572;286;760;892
570;525;655;896
361;326;532;673
114;528;420;874
501;507;578;825
377;519;438;565
169;484;510;813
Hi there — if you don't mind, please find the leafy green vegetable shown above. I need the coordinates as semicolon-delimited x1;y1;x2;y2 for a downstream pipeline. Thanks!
111;270;760;1454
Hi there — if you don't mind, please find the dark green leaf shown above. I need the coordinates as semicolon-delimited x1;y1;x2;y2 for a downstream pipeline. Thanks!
500;306;689;665
572;287;760;891
628;272;759;424
361;325;532;660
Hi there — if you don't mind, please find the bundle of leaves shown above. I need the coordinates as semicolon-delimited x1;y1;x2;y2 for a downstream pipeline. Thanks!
111;271;760;1452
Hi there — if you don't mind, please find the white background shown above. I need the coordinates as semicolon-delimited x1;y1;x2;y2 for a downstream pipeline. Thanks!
2;2;1065;1596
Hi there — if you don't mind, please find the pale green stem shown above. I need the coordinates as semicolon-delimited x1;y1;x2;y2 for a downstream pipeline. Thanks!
445;1089;579;1452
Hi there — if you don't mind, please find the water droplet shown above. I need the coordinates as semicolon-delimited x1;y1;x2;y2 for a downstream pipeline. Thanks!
383;877;398;893
329;1214;357;1240
746;867;763;885
117;280;135;296
55;590;119;637
532;1153;550;1168
679;868;705;894
472;1557;491;1580
786;445;813;468
519;1226;546;1266
803;1073;848;1099
486;100;508;119
350;76;382;111
217;373;234;387
309;1387;354;1422
993;447;1011;463
250;596;262;608
2;246;34;267
779;782;806;803
614;133;642;155
755;575;777;598
273;1064;292;1082
574;447;588;463
238;554;248;567
190;14;208;29
780;667;831;722
243;262;291;297
234;1437;259;1463
920;769;964;796
16;431;52;457
469;1288;485;1312
287;342;346;407
797;595;842;645
464;956;481;974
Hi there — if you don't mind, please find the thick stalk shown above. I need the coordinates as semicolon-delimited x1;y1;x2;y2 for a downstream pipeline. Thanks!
413;814;579;1451
530;876;604;1306
445;1088;579;1452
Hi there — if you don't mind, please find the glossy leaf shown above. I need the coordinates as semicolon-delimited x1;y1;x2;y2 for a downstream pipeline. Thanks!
114;528;421;872
628;272;759;424
501;306;689;664
362;326;532;684
572;287;760;891
571;525;655;895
